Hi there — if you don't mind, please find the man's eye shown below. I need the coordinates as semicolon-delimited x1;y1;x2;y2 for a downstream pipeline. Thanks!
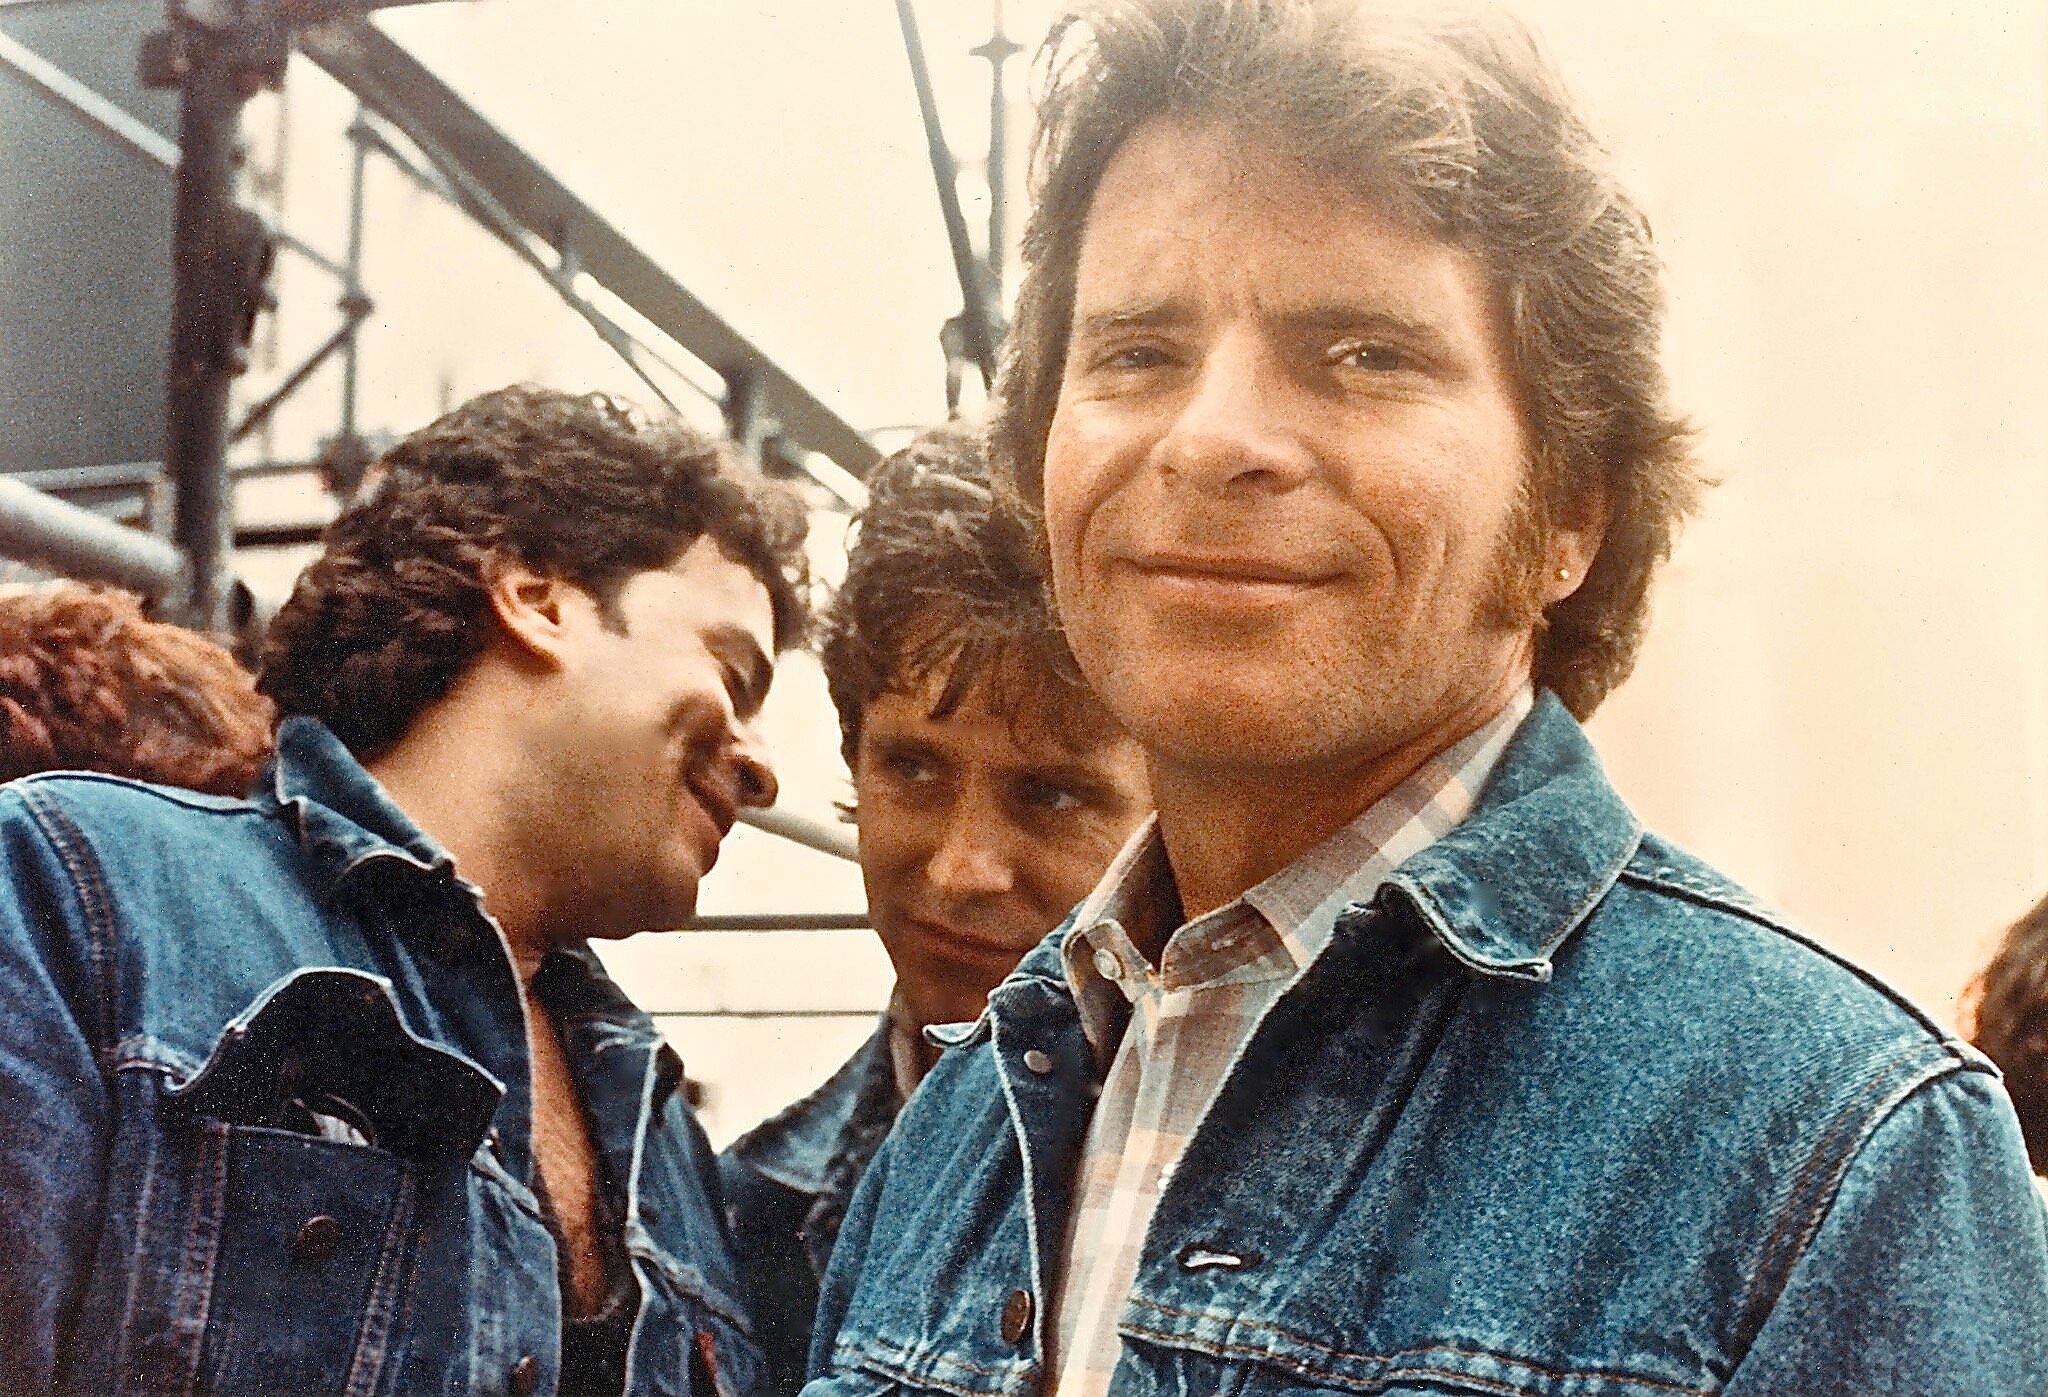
1340;343;1407;373
1018;779;1083;814
882;750;937;783
1097;344;1169;371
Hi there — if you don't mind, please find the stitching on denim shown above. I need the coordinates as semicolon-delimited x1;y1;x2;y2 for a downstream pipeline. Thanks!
20;787;121;1051
1541;820;1644;965
1617;861;1968;1058
832;1332;1027;1391
1738;1041;1960;1348
342;1164;417;1397
110;1090;165;1387
1121;1299;1710;1396
167;1119;229;1394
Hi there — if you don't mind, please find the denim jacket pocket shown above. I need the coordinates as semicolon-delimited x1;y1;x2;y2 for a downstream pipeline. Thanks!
108;969;503;1396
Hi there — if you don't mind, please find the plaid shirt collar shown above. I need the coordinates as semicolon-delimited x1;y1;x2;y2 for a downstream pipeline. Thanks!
1062;687;1535;1049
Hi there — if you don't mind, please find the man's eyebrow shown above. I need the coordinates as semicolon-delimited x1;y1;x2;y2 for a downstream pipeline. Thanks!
1069;300;1191;342
1282;303;1462;358
706;625;773;713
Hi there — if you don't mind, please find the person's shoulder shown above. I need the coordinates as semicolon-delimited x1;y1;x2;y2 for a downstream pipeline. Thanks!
1596;830;1963;1060
4;769;266;821
1;771;282;879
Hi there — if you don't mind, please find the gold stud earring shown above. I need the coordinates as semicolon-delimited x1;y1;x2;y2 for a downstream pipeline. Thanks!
1555;566;1571;581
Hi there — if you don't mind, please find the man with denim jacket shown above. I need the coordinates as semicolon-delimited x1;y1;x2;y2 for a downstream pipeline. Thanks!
802;3;2048;1393
0;386;808;1395
722;426;1149;1393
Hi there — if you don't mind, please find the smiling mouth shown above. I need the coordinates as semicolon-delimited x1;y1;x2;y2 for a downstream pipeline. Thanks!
1128;553;1337;601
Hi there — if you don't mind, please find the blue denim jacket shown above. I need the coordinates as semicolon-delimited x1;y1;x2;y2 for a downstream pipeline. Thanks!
805;695;2048;1395
0;718;761;1396
721;1022;903;1394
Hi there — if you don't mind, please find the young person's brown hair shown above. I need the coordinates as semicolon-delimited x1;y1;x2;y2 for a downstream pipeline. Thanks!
0;583;273;796
820;422;1113;769
991;0;1705;717
260;385;809;756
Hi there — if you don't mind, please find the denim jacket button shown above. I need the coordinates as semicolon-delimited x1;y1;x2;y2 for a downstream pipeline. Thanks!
999;1288;1034;1345
508;1354;541;1394
1022;1048;1053;1076
290;1214;341;1263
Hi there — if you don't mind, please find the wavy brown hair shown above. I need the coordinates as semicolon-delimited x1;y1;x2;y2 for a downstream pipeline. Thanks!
0;583;273;795
991;0;1705;717
1966;892;2048;1173
820;422;1112;770
260;385;809;756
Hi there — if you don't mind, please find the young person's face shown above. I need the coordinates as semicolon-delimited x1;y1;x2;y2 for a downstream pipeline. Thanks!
535;536;779;938
1043;116;1583;790
854;672;1150;1031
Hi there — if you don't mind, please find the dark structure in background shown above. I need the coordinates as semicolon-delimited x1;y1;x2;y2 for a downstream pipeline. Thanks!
0;0;1019;899
0;0;175;480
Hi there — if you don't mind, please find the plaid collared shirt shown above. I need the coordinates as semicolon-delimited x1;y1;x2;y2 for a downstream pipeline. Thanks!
1046;689;1534;1396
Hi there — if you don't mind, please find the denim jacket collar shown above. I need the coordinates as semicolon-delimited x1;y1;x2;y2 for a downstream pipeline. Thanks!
728;1023;897;1197
1373;689;1643;983
978;690;1642;1029
269;716;458;892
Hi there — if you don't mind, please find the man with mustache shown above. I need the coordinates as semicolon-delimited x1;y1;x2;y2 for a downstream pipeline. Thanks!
0;386;806;1395
722;423;1149;1393
801;3;2048;1393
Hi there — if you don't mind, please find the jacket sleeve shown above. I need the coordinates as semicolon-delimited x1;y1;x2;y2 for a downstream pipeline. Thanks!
801;1123;900;1387
1724;1063;2048;1394
0;790;115;1395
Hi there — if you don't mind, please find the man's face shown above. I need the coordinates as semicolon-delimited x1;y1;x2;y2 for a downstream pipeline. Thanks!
1043;115;1547;784
854;671;1150;1031
536;535;778;938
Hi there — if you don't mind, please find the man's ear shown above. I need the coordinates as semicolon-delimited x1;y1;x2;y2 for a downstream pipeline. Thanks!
484;563;576;669
1547;487;1613;605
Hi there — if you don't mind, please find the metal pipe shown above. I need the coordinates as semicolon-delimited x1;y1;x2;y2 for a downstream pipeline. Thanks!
230;312;362;444
162;32;249;631
0;478;186;597
893;0;1000;388
735;804;859;862
339;111;371;450
0;28;178;170
972;1;1021;294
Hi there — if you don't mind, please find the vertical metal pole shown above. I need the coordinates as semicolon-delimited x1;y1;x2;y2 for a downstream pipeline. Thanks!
163;34;244;631
894;0;999;389
973;0;1020;296
339;112;369;450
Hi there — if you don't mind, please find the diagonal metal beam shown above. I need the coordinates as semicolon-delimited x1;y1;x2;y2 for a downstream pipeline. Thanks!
298;17;882;479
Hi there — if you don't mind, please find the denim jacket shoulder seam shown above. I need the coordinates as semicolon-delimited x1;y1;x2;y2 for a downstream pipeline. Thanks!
1120;1298;1711;1396
15;784;121;1052
1735;1040;1972;1350
1616;862;1961;1048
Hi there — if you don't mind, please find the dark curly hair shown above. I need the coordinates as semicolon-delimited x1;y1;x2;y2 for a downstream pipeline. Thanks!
820;421;1112;770
992;0;1706;717
260;385;810;756
1967;892;2048;1173
0;583;273;795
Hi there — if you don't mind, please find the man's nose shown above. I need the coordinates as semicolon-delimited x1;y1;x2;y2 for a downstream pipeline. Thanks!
924;798;1015;899
1152;336;1313;492
729;717;778;810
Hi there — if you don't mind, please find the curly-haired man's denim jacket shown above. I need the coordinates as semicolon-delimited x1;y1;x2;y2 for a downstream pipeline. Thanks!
804;695;2048;1396
721;1022;904;1395
0;718;762;1396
